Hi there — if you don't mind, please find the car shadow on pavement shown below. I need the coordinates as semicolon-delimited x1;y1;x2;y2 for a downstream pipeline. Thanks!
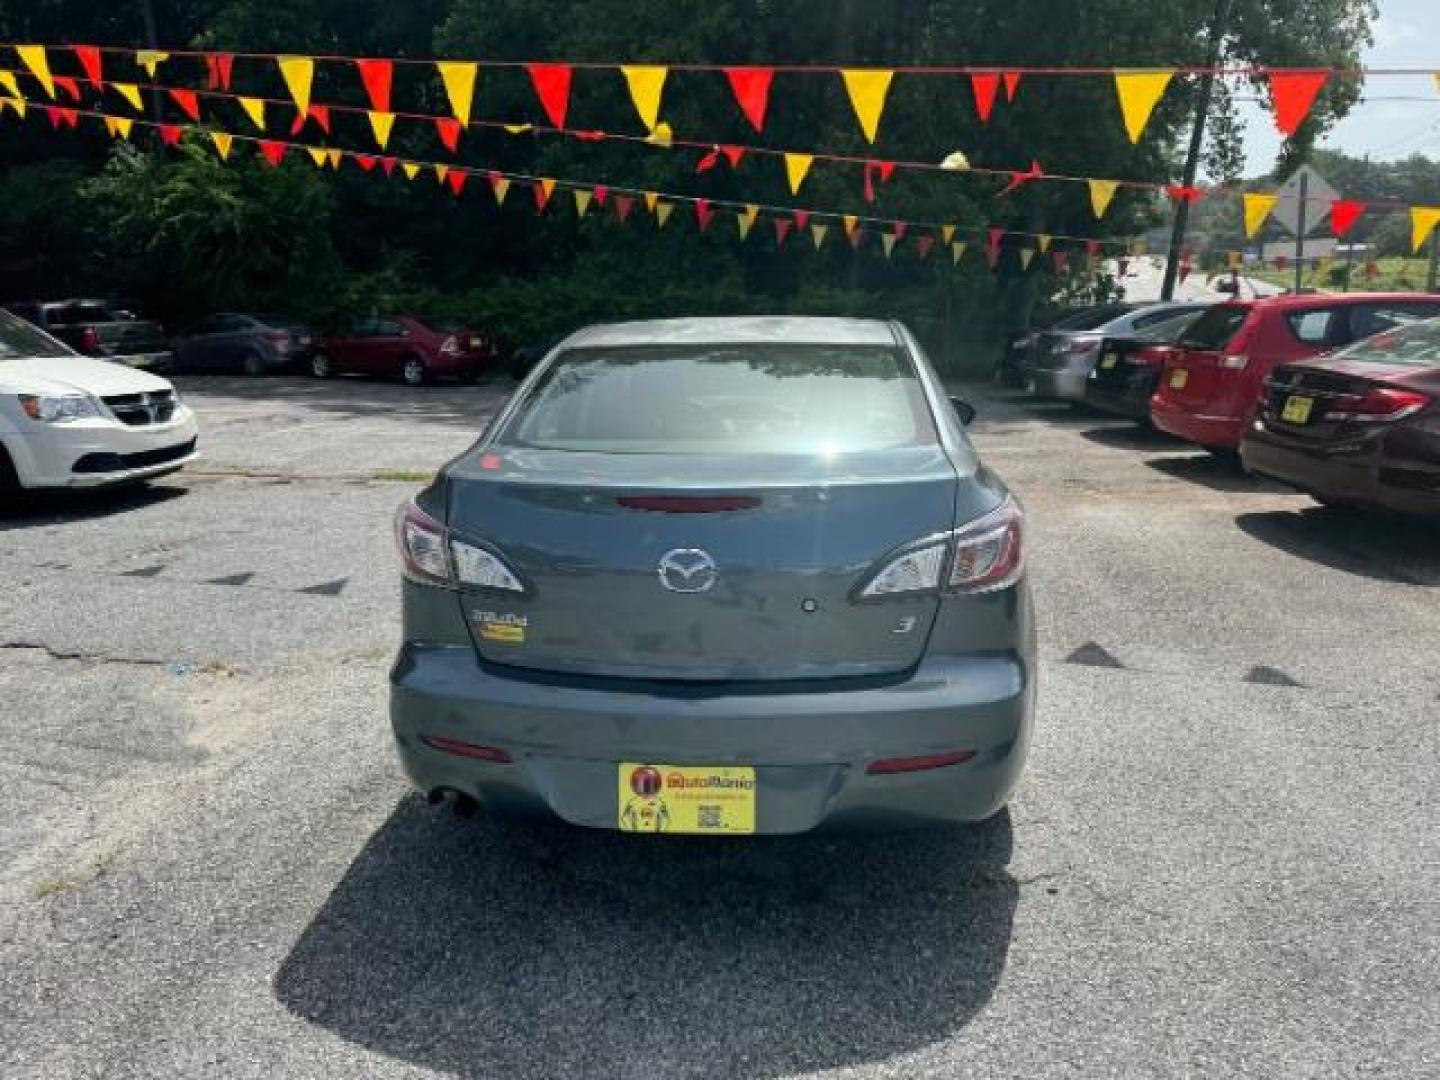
274;796;1017;1079
0;482;185;530
1080;424;1186;451
1144;454;1287;494
1236;508;1440;587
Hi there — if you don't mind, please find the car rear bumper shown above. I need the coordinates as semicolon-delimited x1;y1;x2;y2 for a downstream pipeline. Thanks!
1030;369;1090;401
1149;397;1245;449
390;645;1034;834
1084;381;1153;420
1241;426;1440;518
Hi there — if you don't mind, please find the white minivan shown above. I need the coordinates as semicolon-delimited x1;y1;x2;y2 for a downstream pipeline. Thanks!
0;308;198;493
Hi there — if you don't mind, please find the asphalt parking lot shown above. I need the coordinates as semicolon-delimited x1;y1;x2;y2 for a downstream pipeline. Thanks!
2;373;1438;1078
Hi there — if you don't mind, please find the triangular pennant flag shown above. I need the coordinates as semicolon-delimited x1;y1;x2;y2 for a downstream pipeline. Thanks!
238;96;266;130
774;218;793;247
849;225;867;249
259;140;286;167
0;71;19;99
1113;70;1173;144
356;58;393;113
1330;199;1365;238
168;87;201;122
645;121;673;147
17;45;54;99
210;131;233;160
737;204;759;240
488;172;511;205
1019;248;1036;270
402;162;422;180
941;225;956;246
326;147;341;169
534;177;556;211
914;235;934;261
1088;179;1119;219
996;159;1043;197
1037;234;1053;253
73;45;103;87
986;228;1003;268
695;199;715;232
206;53;234;91
368;110;396;149
436;61;478;126
157;123;182;146
307;104;332;134
655;201;675;228
593;185;609;207
724;67;774;133
695;148;723;173
136;49;169;77
1268;70;1329;136
277;56;314;115
435;116;462;152
307;146;329;168
0;96;27;119
54;75;80;102
951;242;967;266
354;154;378;172
434;163;450;184
447;170;468;197
794;209;811;232
1166;184;1204;205
784;153;815;195
381;157;397;177
1411;207;1440;253
1052;250;1069;274
811;223;829;250
881;233;898;258
574;188;593;216
970;72;999;123
614;194;634;222
1003;71;1021;100
644;191;660;213
527;63;573;128
43;104;63;129
114;82;143;111
104;115;133;139
843;214;860;238
1242;193;1278;238
621;65;667;131
841;69;893;143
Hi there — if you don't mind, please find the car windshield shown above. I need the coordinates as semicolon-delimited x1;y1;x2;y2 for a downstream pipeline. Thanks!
1335;317;1440;368
498;343;938;455
0;308;74;359
1135;310;1205;343
1179;304;1250;349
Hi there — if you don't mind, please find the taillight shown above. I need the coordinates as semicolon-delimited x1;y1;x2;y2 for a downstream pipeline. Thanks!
440;335;462;357
395;498;526;592
1220;354;1249;370
78;327;101;353
855;498;1025;600
1323;388;1431;423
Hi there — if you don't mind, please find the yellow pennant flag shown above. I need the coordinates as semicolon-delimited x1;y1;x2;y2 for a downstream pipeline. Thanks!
738;204;759;240
436;61;478;126
368;110;395;149
277;56;314;115
401;162;422;180
1412;207;1440;252
306;146;328;168
238;96;266;130
811;224;829;250
1;97;27;119
574;189;593;215
621;65;667;131
941;225;956;246
539;178;557;203
491;177;511;204
784;153;814;195
655;201;675;228
843;214;860;237
434;164;450;183
1037;235;1053;253
1088;178;1119;219
104;116;133;139
645;121;674;147
326;148;342;169
881;233;898;258
1019;248;1036;270
644;191;659;213
841;69;894;143
136;49;170;76
0;71;19;99
17;45;56;99
210;131;234;160
1114;70;1173;144
952;242;968;266
1243;193;1279;238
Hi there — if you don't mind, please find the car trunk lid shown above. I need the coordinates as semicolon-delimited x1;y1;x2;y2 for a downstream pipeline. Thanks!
1262;360;1435;440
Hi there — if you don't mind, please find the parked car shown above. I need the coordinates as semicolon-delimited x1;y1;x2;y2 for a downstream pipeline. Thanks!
5;299;173;371
1151;293;1440;452
996;308;1098;388
172;313;314;374
390;316;1034;834
1084;307;1209;422
313;316;497;385
0;307;198;492
1241;316;1440;518
1028;302;1211;402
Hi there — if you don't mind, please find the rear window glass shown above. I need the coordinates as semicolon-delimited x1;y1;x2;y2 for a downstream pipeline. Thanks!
0;309;74;359
1135;310;1203;343
1180;305;1250;349
1334;317;1440;368
1285;308;1347;346
1060;306;1133;332
47;303;115;326
498;344;938;455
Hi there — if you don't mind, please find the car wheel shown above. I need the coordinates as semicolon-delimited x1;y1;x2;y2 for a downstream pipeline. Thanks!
401;355;429;387
310;352;332;379
242;350;266;377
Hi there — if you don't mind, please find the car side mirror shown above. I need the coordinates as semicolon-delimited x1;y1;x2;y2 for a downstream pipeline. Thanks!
950;397;977;426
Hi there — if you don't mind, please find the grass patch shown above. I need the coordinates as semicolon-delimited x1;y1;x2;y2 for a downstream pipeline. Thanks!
372;469;432;483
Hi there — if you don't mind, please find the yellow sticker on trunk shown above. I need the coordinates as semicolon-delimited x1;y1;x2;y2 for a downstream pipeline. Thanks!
1281;395;1315;424
1169;368;1189;390
618;763;756;834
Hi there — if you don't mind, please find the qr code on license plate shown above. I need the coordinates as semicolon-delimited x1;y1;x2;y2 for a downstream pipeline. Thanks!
697;805;724;829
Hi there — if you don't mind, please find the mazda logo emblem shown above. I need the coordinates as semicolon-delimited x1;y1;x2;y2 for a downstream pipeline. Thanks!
657;548;718;594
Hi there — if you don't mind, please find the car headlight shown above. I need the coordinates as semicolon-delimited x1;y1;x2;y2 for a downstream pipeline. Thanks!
18;394;103;423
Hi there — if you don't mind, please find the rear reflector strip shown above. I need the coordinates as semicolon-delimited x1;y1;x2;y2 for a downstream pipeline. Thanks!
866;750;977;775
617;496;761;513
421;736;513;763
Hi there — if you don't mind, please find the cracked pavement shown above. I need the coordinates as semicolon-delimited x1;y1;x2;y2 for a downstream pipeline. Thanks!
2;374;1438;1078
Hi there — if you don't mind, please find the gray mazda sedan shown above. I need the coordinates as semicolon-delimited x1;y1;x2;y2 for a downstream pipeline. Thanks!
390;317;1035;834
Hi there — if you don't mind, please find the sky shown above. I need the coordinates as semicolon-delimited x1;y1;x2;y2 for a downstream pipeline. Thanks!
1238;0;1439;176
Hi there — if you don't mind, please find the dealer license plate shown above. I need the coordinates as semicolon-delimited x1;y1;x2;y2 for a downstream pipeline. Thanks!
617;763;756;834
1281;395;1315;424
1169;368;1189;390
1100;351;1119;371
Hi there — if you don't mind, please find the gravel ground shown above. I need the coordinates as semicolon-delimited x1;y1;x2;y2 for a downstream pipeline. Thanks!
1;373;1436;1079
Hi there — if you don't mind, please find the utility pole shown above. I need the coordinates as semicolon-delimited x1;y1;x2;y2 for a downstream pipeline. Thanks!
1161;0;1233;301
1293;169;1307;293
140;0;164;126
1428;232;1439;293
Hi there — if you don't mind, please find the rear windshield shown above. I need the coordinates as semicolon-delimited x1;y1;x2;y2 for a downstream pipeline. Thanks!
47;302;116;325
498;344;939;455
1056;305;1133;332
1134;310;1204;343
1334;317;1440;368
1180;305;1250;349
0;309;73;359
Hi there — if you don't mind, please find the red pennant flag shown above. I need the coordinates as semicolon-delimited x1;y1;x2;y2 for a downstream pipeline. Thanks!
593;185;609;207
290;105;331;136
1330;199;1365;238
73;45;103;87
720;145;745;168
533;180;554;212
205;53;235;91
447;170;468;197
914;235;935;260
970;72;1000;123
1003;71;1022;101
54;76;80;102
381;157;397;177
613;194;635;222
863;161;897;203
527;64;573;128
695;199;714;232
60;107;80;128
996;159;1043;197
724;67;774;133
794;210;811;232
986;228;1004;268
849;227;866;250
259;140;287;167
696;147;721;173
1267;70;1329;136
1165;184;1204;205
774;218;793;247
1051;250;1069;273
168;87;201;121
1085;239;1101;259
892;222;908;242
435;117;462;152
354;154;378;172
159;124;183;147
44;105;63;130
356;58;393;113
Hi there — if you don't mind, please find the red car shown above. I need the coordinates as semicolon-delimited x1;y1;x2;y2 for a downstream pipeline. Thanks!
1150;293;1440;452
311;316;498;385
